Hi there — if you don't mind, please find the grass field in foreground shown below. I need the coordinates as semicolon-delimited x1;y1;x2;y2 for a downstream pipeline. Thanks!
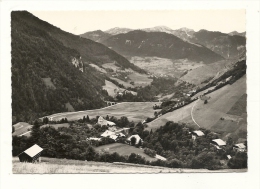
95;143;157;162
46;102;160;123
12;157;246;173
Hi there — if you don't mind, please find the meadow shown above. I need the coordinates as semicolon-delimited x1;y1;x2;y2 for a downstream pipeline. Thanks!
147;76;247;139
95;143;157;162
12;157;246;173
46;102;160;123
130;56;203;78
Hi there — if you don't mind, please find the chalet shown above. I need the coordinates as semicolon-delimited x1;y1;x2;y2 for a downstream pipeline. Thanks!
18;144;43;163
211;139;226;149
109;134;118;141
98;116;116;126
127;134;143;145
115;128;130;135
191;130;205;140
86;137;101;141
233;143;246;152
101;130;115;137
101;130;125;141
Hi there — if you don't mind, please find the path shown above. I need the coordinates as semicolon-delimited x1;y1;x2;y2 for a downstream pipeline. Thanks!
19;131;31;136
191;99;201;128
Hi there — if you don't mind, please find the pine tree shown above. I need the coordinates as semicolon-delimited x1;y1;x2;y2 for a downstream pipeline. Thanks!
30;120;41;143
86;115;90;123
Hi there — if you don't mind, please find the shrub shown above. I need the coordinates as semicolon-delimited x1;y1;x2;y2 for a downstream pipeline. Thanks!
144;148;156;157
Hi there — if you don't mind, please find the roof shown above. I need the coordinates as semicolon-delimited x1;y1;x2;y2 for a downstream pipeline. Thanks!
22;144;43;157
192;130;205;137
234;143;246;149
98;116;115;126
109;134;118;140
227;155;232;159
155;154;167;161
87;137;101;141
101;130;115;137
107;121;116;126
117;132;125;137
212;139;226;146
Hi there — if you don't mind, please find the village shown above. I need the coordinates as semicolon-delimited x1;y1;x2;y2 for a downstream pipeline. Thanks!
16;113;247;166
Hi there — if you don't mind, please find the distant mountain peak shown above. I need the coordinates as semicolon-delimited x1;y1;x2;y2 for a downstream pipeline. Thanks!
142;26;174;34
105;27;133;35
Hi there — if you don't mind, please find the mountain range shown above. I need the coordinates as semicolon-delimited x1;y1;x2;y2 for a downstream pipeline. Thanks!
80;26;246;59
101;30;224;64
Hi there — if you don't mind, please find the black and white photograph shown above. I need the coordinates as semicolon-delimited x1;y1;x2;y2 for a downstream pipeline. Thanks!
0;0;259;188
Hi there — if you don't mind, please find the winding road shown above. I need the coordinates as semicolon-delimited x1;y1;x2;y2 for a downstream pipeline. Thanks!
191;99;201;128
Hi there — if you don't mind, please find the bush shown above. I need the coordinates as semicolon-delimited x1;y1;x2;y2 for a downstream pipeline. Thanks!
144;148;156;157
228;152;247;169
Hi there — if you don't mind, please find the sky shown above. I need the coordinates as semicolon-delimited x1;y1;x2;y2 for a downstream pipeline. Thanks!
31;10;246;35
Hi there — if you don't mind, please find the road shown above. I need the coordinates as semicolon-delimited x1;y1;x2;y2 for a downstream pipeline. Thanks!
191;99;201;128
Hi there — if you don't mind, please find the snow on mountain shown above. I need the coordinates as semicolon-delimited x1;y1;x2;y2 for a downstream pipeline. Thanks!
105;27;133;35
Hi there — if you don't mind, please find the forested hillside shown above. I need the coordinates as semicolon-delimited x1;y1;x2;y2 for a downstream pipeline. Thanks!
10;12;112;122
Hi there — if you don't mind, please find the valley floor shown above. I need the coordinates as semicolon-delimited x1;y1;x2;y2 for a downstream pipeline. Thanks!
45;102;160;123
12;157;246;174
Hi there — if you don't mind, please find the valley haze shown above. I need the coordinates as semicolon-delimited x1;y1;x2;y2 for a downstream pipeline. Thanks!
11;10;247;174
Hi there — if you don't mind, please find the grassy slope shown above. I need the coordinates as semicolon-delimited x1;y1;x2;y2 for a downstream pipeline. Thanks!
95;143;157;162
128;72;153;87
12;123;70;137
46;102;159;123
147;76;246;137
12;157;246;173
180;59;235;85
12;122;32;136
109;77;135;88
102;80;119;97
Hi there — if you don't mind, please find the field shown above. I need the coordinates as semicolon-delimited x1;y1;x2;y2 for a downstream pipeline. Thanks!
41;123;70;129
130;56;204;78
102;62;134;73
127;72;153;87
109;77;134;88
102;80;119;97
95;143;157;161
12;157;246;173
42;78;56;89
147;76;247;139
12;122;32;136
46;102;159;123
89;63;107;73
65;102;75;112
180;59;235;85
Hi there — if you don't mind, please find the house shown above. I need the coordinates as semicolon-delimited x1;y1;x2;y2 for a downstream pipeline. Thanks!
108;126;118;132
101;130;115;137
98;116;116;126
101;130;125;141
109;134;118;141
86;137;101;141
233;143;246;152
115;128;130;135
18;144;43;163
191;130;205;140
211;139;226;149
127;134;143;145
227;155;232;159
